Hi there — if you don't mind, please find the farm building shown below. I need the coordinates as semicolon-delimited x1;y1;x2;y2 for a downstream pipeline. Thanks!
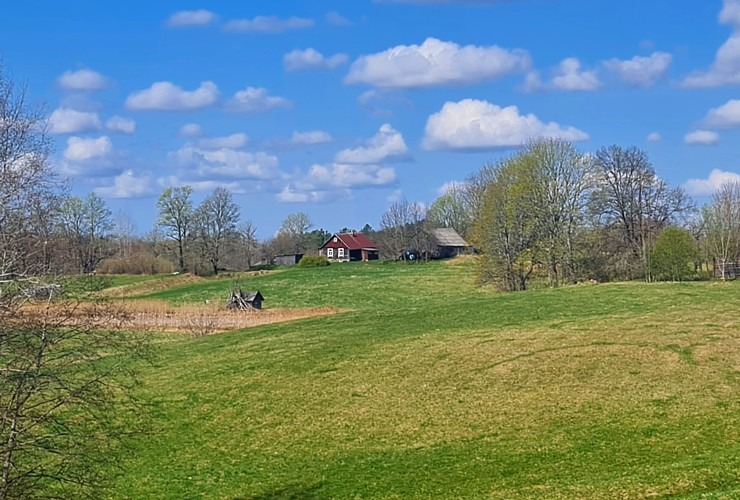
319;232;379;262
274;254;303;266
714;258;740;279
227;290;264;310
431;228;470;259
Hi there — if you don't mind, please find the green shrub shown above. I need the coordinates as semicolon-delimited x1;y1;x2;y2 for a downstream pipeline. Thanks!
651;227;698;281
297;255;331;268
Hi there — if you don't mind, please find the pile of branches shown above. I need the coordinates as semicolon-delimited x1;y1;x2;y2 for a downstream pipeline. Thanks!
226;288;257;311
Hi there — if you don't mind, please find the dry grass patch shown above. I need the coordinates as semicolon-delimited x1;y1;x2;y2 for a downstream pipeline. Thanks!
20;299;338;336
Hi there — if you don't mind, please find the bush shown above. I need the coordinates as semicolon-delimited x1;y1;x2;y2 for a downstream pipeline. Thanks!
297;255;331;268
651;227;698;282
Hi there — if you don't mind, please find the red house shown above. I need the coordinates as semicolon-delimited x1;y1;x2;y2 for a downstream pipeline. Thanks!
319;232;379;262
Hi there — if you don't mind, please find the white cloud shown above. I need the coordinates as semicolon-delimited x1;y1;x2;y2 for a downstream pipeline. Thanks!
684;130;720;145
604;52;672;87
276;186;327;203
422;99;589;151
683;0;740;87
335;124;410;164
48;107;100;134
325;11;352;26
299;163;396;190
105;116;136;134
284;48;348;71
166;9;217;27
64;136;112;161
197;133;249;150
345;37;530;89
703;99;740;128
179;123;203;137
226;86;291;113
126;81;218;110
95;170;153;198
387;189;404;203
224;16;314;33
647;132;662;142
552;58;600;91
522;70;546;93
57;69;107;91
170;145;281;181
290;130;333;145
684;168;740;195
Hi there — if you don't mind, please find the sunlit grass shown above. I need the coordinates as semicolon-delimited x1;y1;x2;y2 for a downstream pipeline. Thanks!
102;261;740;498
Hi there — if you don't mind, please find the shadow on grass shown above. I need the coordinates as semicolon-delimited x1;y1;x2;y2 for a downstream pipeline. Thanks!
236;481;325;500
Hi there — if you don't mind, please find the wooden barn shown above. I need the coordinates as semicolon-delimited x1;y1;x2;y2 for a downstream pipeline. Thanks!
319;232;379;262
274;254;303;266
431;228;470;259
714;258;740;279
227;290;264;310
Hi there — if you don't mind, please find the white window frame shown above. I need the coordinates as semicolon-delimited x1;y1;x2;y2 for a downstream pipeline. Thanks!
327;248;334;258
338;247;345;258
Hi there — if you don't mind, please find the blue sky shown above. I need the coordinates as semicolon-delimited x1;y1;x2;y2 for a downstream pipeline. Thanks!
3;0;740;237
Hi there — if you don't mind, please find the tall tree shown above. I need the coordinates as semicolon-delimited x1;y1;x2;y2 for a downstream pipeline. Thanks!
427;182;471;238
703;180;740;279
590;145;692;281
156;186;193;273
237;220;259;270
278;212;313;253
192;187;240;275
58;193;113;274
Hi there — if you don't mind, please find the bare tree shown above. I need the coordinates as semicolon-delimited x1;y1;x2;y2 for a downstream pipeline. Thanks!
278;212;313;253
192;187;240;275
237;220;259;269
704;180;740;279
591;145;692;281
0;66;150;499
112;210;137;259
58;193;113;274
156;186;193;273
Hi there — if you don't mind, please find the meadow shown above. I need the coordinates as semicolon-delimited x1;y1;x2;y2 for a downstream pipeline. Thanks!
103;260;740;498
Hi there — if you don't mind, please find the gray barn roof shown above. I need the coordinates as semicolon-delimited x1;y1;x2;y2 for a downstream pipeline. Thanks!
431;228;468;247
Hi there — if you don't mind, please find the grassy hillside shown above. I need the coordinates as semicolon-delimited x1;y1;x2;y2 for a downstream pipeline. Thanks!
106;261;740;498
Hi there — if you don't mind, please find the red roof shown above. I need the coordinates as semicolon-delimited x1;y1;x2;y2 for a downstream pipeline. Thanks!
322;232;378;250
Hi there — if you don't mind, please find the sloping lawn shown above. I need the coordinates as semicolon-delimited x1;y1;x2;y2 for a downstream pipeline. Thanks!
105;262;740;498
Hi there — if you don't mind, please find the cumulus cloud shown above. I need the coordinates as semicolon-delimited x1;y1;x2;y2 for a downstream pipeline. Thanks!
290;130;333;145
126;81;218;110
166;9;217;27
422;99;589;151
703;99;740;128
64;136;112;161
552;58;600;91
57;69;107;91
95;170;154;198
179;123;203;137
276;186;328;203
226;86;291;113
305;163;396;189
197;133;249;150
684;130;720;145
345;37;530;89
335;124;410;164
325;11;352;26
647;132;662;142
604;52;672;87
170;145;281;181
224;16;314;33
284;48;348;71
105;116;136;134
684;0;740;87
48;107;101;134
684;168;740;195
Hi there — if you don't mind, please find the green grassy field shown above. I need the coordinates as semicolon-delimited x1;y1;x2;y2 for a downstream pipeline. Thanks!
105;260;740;498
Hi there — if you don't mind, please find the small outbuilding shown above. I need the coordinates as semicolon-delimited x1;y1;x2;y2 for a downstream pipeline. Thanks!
227;289;264;310
431;228;470;259
274;254;304;266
